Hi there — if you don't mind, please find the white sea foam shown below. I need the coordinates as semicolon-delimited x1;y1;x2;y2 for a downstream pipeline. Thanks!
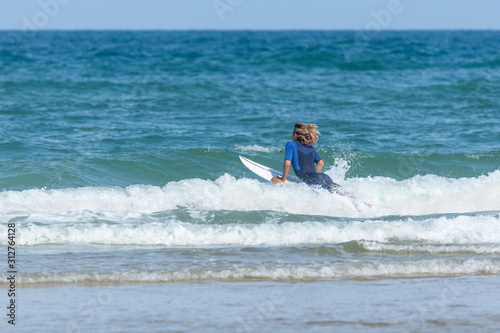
1;170;499;218
233;145;282;153
359;241;500;254
10;214;500;247
6;259;500;285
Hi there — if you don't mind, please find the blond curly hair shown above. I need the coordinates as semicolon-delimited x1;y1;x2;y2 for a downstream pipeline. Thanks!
293;122;320;145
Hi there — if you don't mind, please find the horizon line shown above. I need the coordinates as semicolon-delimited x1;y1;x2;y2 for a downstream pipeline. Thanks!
1;28;499;32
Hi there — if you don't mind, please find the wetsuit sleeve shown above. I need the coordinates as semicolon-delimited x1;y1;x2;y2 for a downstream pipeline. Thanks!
313;147;322;164
285;141;300;170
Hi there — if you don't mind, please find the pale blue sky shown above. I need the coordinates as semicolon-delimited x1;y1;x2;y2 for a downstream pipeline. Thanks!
1;0;499;30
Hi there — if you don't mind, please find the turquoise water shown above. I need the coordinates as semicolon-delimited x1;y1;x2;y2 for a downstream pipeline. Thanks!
2;31;500;189
1;31;500;331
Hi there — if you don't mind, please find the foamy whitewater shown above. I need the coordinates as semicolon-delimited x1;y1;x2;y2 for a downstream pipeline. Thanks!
2;31;500;332
2;166;500;217
2;164;500;285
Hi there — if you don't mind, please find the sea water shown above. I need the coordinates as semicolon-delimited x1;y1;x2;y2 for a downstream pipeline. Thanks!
1;31;500;332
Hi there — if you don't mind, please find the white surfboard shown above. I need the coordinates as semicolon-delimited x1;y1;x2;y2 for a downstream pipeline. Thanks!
239;156;371;208
239;155;302;183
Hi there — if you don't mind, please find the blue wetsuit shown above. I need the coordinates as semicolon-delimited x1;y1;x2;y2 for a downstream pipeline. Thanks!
284;141;339;192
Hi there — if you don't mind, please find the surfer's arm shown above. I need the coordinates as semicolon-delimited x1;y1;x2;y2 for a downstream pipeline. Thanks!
315;159;324;173
272;160;291;183
281;160;291;181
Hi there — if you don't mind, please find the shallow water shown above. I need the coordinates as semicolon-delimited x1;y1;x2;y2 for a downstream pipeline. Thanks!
11;276;500;333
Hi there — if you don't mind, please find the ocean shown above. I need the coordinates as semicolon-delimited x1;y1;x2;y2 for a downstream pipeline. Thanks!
1;30;500;332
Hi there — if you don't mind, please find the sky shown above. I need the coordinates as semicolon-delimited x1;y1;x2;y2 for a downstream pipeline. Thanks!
0;0;499;31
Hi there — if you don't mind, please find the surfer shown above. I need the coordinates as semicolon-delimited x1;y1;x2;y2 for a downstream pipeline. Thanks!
271;122;339;192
